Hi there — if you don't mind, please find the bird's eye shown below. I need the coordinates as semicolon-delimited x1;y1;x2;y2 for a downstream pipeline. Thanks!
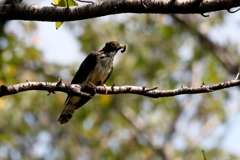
111;43;116;47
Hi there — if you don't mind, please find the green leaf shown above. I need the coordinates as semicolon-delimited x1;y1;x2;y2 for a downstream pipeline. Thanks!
67;0;78;6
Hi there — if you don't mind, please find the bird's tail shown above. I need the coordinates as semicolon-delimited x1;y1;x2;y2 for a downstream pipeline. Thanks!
58;103;76;125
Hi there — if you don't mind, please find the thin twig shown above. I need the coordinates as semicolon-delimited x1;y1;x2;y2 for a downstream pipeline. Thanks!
201;13;209;17
76;0;95;4
235;72;240;80
227;8;240;13
202;150;207;160
1;73;240;98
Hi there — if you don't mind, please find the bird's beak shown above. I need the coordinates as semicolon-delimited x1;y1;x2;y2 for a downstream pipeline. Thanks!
119;44;127;53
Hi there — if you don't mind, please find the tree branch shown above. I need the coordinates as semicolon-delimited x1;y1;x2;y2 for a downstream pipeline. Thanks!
0;80;95;98
0;0;239;21
1;73;240;98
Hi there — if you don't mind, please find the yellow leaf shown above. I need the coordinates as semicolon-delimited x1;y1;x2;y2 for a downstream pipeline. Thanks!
56;22;64;30
54;0;78;29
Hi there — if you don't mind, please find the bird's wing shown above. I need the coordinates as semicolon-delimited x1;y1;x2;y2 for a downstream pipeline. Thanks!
71;52;98;84
103;66;113;83
64;51;98;105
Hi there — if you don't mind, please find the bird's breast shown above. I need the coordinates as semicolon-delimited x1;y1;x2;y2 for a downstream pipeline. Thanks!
85;57;113;84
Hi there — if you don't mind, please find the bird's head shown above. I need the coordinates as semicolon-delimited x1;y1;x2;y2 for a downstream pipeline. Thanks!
101;41;126;57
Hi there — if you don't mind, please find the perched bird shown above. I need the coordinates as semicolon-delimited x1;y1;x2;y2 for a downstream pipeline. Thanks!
58;41;126;124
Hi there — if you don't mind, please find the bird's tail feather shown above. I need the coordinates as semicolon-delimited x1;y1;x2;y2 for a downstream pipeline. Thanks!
58;104;76;125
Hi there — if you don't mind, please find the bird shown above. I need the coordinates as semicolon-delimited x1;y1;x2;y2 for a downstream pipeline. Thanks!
58;41;126;124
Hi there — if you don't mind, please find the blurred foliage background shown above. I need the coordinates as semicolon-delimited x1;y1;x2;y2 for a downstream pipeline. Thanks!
0;0;240;160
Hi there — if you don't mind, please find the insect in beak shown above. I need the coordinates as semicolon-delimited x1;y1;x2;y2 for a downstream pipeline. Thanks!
119;45;127;53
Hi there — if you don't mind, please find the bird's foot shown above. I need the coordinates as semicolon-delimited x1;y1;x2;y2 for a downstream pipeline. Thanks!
88;81;97;93
100;83;108;94
89;81;96;87
88;82;108;94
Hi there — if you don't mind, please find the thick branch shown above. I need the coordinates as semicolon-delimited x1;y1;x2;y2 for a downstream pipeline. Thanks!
1;74;240;98
0;0;239;21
